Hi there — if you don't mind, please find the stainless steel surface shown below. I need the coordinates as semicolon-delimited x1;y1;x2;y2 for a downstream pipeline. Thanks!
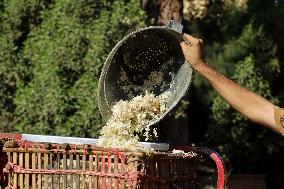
165;20;183;33
22;134;170;151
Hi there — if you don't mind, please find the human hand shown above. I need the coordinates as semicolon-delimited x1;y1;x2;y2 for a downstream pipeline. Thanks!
180;33;205;69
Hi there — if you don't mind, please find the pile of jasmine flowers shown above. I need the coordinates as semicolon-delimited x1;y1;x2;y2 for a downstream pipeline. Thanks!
97;91;171;152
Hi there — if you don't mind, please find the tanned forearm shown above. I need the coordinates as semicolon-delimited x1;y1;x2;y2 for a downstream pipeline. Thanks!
194;62;278;133
180;33;279;134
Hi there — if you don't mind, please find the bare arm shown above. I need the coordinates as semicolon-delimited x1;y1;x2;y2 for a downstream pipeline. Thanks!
180;34;280;134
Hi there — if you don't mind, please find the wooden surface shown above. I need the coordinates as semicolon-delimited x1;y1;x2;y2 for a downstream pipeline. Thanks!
1;140;197;188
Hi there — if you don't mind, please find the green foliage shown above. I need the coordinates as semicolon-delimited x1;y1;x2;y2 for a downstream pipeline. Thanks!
184;1;284;177
0;0;51;132
0;0;148;137
208;24;280;151
211;54;278;133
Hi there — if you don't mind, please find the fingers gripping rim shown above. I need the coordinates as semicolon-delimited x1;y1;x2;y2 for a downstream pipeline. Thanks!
182;35;192;47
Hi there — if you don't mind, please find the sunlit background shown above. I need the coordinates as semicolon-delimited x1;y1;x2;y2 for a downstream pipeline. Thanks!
0;0;283;188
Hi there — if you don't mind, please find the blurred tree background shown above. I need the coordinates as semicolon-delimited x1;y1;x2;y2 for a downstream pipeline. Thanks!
181;0;284;188
0;0;284;187
0;0;148;137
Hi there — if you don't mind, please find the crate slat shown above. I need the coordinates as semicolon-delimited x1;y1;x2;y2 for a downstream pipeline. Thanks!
37;153;42;189
13;152;18;187
82;152;86;189
56;153;61;189
75;153;80;188
25;152;29;189
107;155;112;189
114;156;119;189
32;153;36;189
101;154;106;189
49;153;54;188
70;153;74;189
63;153;67;189
44;153;48;188
19;152;24;189
89;154;93;189
94;154;98;189
120;155;125;189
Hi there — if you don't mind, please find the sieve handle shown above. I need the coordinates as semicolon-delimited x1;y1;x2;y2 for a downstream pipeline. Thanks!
165;20;183;33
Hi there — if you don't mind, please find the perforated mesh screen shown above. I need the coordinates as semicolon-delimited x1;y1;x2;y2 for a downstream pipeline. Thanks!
99;27;193;122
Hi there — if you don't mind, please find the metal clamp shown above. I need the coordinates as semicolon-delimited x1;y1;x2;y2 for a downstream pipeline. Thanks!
165;20;183;34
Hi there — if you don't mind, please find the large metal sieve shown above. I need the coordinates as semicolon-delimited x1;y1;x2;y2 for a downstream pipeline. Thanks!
98;20;193;126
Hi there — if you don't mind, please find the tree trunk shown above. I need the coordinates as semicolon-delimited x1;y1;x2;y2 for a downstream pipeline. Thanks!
141;0;190;145
141;0;183;25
